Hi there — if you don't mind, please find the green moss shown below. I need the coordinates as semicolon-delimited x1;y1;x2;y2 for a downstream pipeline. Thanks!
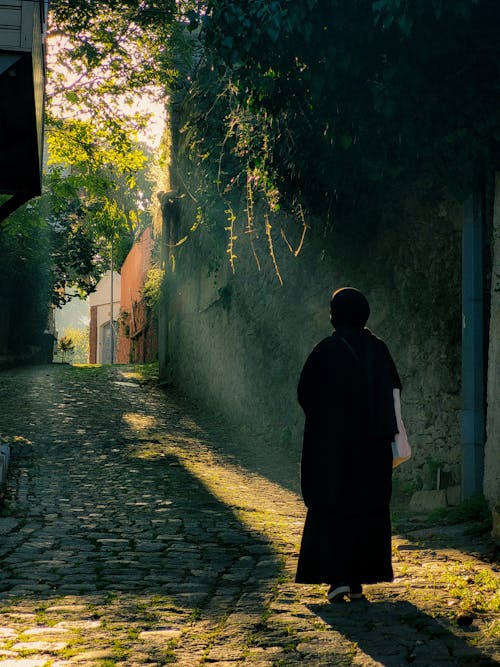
427;494;492;532
133;361;160;382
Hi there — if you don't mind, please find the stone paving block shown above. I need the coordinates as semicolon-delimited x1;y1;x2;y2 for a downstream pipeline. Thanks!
12;641;68;652
0;627;17;638
56;620;102;630
351;658;404;667
62;649;116;662
138;628;182;640
0;660;50;667
44;605;88;612
206;645;245;661
0;518;20;534
24;627;70;636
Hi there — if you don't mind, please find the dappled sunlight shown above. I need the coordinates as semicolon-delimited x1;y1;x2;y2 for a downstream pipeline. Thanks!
1;435;33;446
122;412;159;431
120;371;144;381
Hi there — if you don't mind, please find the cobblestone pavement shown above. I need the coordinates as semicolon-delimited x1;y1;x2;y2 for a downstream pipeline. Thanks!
0;364;498;667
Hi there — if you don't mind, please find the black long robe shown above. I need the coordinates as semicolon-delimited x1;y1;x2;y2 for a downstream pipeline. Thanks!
295;327;401;585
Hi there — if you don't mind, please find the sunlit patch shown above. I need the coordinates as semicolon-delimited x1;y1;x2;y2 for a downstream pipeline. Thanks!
1;435;33;446
129;431;304;554
177;450;303;554
122;413;158;431
121;372;142;381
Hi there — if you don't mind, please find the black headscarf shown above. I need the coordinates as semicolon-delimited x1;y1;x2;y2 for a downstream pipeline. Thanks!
330;287;370;329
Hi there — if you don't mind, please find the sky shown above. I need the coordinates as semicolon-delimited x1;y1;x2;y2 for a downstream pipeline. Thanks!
55;297;90;335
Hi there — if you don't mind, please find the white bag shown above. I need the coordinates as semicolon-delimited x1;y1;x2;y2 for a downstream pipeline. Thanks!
392;388;411;468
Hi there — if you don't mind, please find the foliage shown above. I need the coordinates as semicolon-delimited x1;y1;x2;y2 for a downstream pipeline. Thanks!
43;0;179;306
0;1;178;353
427;494;492;534
47;1;200;128
55;327;89;364
132;361;160;383
57;334;75;362
0;202;53;353
27;0;500;302
196;0;500;219
440;561;500;616
45;116;154;306
142;267;165;310
43;0;500;283
39;172;109;308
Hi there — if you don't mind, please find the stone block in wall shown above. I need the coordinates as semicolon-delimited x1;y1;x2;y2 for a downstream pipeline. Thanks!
445;485;461;507
492;506;500;546
409;489;447;512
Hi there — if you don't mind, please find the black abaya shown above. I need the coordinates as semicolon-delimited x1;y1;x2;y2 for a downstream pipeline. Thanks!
295;327;401;586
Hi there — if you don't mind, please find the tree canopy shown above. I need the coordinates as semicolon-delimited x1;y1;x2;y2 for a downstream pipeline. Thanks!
37;0;172;306
197;0;500;216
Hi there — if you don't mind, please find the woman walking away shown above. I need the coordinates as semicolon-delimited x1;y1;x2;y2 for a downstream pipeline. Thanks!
295;287;402;603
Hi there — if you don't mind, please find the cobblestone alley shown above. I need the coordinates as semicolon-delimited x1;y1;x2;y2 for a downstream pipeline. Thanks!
0;364;498;667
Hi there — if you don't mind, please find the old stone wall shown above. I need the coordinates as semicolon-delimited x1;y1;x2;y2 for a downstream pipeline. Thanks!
158;181;463;497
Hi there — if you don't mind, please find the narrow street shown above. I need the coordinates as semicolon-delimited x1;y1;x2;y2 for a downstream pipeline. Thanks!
0;365;498;667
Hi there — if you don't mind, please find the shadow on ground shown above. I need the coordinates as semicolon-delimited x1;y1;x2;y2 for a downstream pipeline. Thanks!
310;600;497;667
0;364;281;609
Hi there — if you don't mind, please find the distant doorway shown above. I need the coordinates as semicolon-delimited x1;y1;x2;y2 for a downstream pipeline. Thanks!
101;321;117;364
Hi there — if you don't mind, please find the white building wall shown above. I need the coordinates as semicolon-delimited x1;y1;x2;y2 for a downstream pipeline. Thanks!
89;271;121;363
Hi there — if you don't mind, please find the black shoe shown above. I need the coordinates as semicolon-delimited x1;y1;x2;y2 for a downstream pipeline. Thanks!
327;583;350;602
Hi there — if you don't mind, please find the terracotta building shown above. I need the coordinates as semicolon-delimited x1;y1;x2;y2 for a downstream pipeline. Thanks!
116;227;158;364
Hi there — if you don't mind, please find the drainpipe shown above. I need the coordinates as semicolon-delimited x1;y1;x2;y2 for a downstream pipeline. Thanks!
461;186;486;499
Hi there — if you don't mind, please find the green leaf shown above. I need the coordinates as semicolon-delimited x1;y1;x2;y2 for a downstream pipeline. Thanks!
398;14;413;36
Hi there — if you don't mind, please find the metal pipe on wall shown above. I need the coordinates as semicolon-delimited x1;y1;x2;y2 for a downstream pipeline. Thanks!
461;187;486;499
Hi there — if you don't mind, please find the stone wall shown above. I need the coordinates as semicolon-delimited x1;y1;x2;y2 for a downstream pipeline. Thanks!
158;180;463;497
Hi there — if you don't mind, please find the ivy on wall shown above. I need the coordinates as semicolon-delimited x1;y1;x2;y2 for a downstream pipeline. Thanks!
191;0;500;219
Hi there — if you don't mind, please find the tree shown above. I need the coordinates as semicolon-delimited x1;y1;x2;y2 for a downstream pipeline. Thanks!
55;327;89;363
47;0;197;127
57;334;75;362
0;200;53;354
45;117;154;306
41;1;183;306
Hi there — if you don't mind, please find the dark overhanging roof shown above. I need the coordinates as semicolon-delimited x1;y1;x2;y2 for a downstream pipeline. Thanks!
0;1;47;223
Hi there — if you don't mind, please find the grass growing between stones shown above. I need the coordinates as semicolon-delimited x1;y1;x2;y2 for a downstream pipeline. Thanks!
71;364;107;377
427;494;493;535
440;563;500;617
134;361;160;379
